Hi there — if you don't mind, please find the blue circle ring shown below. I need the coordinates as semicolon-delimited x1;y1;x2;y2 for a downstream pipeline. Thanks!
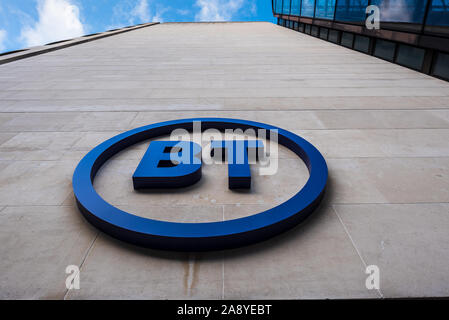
73;118;328;251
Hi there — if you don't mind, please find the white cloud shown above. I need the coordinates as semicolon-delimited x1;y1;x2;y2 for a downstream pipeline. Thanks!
0;29;6;52
131;0;150;22
21;0;85;47
151;12;164;23
111;0;164;27
379;0;412;22
195;0;245;22
250;1;257;15
177;9;191;16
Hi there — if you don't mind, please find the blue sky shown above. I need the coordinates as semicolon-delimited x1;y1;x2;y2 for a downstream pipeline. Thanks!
0;0;275;53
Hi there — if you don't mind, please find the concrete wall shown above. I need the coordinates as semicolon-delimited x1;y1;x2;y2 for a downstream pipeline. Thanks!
0;22;449;299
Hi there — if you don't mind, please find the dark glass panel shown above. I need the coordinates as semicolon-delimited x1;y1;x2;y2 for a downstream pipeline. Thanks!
305;24;312;33
370;0;427;23
432;52;449;80
354;35;370;52
426;0;449;26
320;27;329;39
374;39;396;61
341;32;354;47
395;44;425;70
328;29;340;42
335;0;369;22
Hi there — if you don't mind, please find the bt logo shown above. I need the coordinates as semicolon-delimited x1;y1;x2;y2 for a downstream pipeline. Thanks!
72;118;327;251
133;139;264;190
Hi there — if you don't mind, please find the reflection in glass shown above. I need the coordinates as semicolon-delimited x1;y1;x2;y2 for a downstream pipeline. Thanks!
291;0;301;16
315;0;337;19
275;0;284;14
370;0;428;23
335;0;369;22
426;0;449;26
283;0;292;14
301;0;316;17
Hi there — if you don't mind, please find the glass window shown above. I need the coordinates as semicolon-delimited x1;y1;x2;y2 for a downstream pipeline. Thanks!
305;24;312;33
426;0;449;26
374;39;396;61
432;52;449;80
320;27;329;39
291;0;301;16
354;35;370;53
283;0;292;15
299;22;305;32
395;44;425;70
311;25;320;36
341;32;354;48
315;0;336;20
335;0;369;22
301;0;316;17
275;0;284;14
370;0;427;23
328;29;340;43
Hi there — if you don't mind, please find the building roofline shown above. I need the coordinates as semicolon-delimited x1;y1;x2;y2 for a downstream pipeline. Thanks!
0;22;159;66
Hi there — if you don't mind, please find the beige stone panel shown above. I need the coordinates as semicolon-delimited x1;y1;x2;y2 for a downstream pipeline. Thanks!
222;205;378;299
62;112;138;131
130;110;449;130
0;114;16;127
314;110;449;129
334;204;449;298
4;96;449;113
0;112;137;132
129;111;324;130
115;204;223;223
328;158;449;204
23;78;447;90
0;206;97;299
66;233;223;300
70;131;124;150
0;160;75;206
297;129;449;158
0;132;82;160
0;113;74;132
0;133;16;145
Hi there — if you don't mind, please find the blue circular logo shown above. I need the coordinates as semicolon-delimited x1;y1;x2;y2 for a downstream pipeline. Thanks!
72;118;328;251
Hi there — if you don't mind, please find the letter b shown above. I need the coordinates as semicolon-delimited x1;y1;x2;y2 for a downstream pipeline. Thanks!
133;141;202;189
